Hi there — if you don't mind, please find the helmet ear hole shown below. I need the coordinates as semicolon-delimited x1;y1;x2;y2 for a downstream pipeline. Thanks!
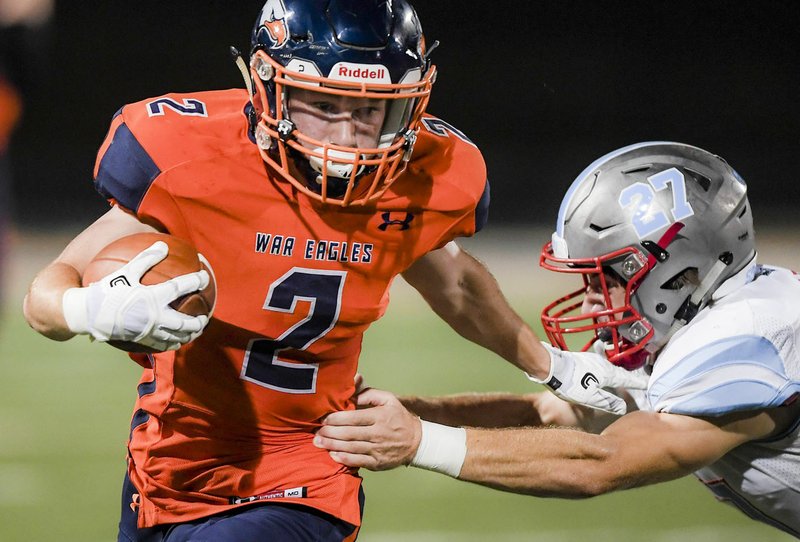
660;267;699;290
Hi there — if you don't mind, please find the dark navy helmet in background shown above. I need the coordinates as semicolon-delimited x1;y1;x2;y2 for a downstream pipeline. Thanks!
248;0;436;206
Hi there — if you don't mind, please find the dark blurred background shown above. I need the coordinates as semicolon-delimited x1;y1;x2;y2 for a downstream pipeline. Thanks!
5;0;800;229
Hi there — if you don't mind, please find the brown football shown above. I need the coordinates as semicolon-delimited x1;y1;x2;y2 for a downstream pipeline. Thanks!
82;232;216;353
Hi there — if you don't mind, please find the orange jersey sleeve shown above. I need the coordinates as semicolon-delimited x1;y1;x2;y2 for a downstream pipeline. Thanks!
92;90;488;528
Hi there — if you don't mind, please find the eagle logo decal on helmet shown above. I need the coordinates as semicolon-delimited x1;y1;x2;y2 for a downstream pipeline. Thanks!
261;0;289;48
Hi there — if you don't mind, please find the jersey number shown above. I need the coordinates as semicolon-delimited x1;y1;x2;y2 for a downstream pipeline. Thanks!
241;268;346;394
146;98;208;117
618;167;694;238
421;118;475;145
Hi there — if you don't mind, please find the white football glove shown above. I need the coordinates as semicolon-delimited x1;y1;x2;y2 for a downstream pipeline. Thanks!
62;241;210;352
527;342;649;415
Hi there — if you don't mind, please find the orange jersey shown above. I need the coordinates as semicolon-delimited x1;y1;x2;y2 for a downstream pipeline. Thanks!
93;89;488;528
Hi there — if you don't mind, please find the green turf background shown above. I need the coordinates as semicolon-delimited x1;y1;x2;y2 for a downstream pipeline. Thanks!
1;227;796;541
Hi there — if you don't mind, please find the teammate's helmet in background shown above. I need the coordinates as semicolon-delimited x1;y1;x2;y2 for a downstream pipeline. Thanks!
540;142;756;369
249;0;435;206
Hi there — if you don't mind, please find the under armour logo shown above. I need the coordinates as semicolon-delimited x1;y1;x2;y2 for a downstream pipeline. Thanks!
109;276;131;288
580;372;599;389
378;212;414;231
130;493;141;512
276;119;295;139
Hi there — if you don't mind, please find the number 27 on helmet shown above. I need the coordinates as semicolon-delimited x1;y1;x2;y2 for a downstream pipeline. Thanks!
540;142;756;370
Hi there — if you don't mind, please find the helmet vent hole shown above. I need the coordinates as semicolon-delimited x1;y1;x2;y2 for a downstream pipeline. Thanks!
589;223;618;233
621;165;651;175
738;204;748;218
684;168;711;192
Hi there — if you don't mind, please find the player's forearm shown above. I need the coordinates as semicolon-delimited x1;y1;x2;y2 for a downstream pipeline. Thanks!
459;427;627;498
421;253;551;378
457;410;735;498
462;301;550;379
23;262;80;340
403;245;551;376
401;393;546;428
474;312;550;379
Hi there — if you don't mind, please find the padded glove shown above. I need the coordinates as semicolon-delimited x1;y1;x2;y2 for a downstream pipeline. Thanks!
527;342;648;415
62;241;209;351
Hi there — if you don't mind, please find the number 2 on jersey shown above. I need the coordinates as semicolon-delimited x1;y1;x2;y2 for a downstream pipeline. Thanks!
241;268;346;394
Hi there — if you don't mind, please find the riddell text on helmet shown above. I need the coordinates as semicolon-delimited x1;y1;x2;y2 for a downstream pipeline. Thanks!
337;66;386;79
329;62;391;83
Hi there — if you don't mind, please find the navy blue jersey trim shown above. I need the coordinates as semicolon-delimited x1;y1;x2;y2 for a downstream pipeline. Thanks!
95;122;161;212
137;379;156;398
475;179;490;233
129;409;150;435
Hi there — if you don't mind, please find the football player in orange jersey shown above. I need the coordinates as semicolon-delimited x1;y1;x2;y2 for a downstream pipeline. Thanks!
22;1;641;540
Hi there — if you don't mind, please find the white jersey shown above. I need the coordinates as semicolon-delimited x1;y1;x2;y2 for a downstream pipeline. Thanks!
644;264;800;538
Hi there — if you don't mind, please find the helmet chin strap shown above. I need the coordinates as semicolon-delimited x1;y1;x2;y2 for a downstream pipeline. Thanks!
650;251;734;355
229;46;254;97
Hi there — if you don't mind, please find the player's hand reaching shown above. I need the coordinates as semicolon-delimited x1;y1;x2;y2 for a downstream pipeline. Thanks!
315;387;422;471
527;342;648;415
61;241;210;351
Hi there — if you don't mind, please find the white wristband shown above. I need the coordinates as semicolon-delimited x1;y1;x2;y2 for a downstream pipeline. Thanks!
62;287;90;335
410;420;467;478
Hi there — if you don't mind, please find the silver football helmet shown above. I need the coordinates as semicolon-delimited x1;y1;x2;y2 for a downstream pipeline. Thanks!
540;142;756;369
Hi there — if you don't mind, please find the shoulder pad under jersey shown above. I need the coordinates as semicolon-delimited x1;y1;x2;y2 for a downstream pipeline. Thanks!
403;115;489;232
93;89;250;212
648;334;800;416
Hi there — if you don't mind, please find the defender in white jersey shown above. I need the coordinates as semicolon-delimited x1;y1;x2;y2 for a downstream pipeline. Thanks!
315;142;800;538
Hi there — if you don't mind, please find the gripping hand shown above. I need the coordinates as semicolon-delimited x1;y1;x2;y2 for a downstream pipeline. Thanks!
527;342;648;415
62;241;210;351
